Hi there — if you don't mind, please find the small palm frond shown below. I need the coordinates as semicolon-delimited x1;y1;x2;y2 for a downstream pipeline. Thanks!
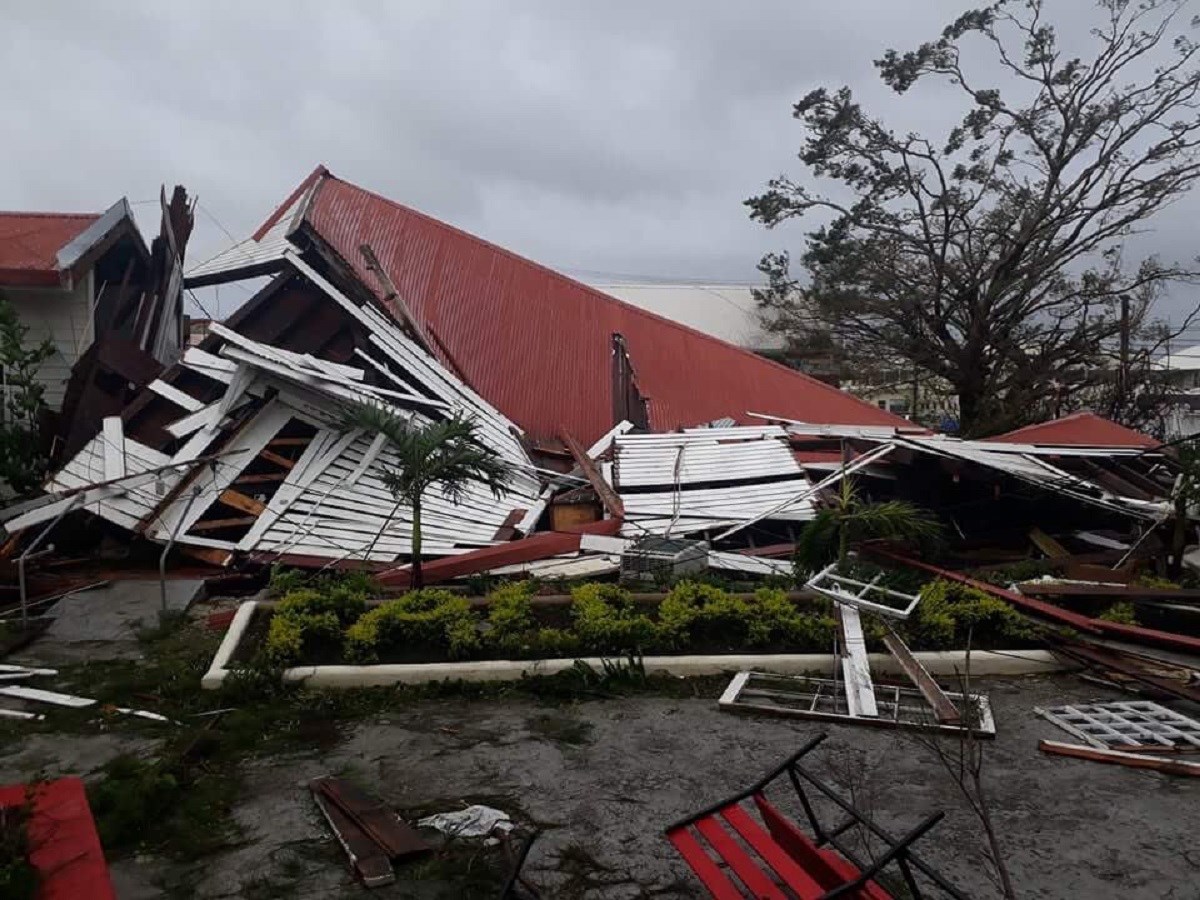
843;500;943;548
342;402;514;504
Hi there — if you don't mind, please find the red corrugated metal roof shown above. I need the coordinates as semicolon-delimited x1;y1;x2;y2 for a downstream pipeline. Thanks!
985;412;1159;448
0;211;100;286
272;167;911;444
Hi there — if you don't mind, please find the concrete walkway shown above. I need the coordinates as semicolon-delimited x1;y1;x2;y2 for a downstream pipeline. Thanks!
15;578;205;664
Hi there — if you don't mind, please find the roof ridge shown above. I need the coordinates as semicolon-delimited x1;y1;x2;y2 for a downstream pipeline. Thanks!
314;171;907;426
0;211;100;220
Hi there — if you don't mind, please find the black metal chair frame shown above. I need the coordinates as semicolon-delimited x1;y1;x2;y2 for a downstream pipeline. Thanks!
664;733;970;900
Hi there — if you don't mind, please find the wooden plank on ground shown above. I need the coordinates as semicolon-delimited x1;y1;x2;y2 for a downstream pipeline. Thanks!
881;627;961;724
313;777;429;860
310;784;395;887
219;489;267;516
834;603;877;718
1038;740;1200;777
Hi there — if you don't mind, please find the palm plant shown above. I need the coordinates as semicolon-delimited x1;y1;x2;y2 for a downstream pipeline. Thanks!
795;474;942;576
342;403;514;588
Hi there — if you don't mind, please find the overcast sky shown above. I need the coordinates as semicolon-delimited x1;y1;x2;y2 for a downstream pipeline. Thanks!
2;1;1198;322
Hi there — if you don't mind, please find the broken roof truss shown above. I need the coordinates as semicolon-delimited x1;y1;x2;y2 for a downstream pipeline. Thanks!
4;251;542;567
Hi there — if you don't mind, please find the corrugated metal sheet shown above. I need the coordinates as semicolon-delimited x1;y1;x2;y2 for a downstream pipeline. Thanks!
184;200;297;284
611;426;815;536
0;212;99;286
276;168;911;445
984;412;1159;448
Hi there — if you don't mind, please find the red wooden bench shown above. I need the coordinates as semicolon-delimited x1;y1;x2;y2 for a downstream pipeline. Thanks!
664;734;967;899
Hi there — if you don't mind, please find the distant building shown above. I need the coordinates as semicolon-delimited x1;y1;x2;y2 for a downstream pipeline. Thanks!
0;203;151;411
587;283;783;353
1157;344;1200;437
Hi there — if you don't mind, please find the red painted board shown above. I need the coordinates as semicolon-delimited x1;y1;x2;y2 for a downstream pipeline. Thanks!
666;828;743;900
870;547;1200;654
376;518;622;587
720;805;825;898
0;777;116;900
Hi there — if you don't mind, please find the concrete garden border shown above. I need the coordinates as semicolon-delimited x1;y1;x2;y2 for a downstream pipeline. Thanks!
200;600;1064;689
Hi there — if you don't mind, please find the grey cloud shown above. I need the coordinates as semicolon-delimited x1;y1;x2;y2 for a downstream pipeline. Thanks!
0;0;1195;319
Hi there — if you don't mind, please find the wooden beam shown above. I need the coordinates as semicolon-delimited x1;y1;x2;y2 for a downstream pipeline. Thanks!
234;472;288;486
189;516;258;532
560;428;624;519
1038;740;1200;777
267;437;312;447
881;627;961;725
258;449;297;470
1029;527;1069;560
219;489;267;516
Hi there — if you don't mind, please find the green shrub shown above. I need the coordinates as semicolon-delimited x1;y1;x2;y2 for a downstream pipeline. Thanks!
487;581;535;646
263;588;355;665
746;587;837;648
267;565;308;597
1099;601;1138;625
345;589;478;662
526;627;581;657
658;581;735;646
903;580;1037;649
571;583;661;653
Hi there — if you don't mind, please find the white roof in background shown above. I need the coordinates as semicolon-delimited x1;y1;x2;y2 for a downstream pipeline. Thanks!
1160;344;1200;371
588;282;784;350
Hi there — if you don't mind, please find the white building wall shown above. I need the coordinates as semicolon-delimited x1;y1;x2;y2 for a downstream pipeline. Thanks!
2;273;94;411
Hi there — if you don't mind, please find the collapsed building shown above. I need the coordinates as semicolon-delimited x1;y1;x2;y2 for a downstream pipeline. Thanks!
0;167;1186;592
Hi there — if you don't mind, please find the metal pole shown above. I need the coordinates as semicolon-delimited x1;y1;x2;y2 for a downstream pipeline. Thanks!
160;478;208;615
16;496;83;628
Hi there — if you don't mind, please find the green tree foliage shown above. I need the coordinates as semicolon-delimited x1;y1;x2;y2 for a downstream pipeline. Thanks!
749;1;1200;436
794;476;942;575
0;294;53;494
340;404;514;588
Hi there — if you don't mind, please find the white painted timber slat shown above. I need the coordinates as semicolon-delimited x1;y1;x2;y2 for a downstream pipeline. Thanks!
148;379;204;412
102;417;126;481
838;604;878;718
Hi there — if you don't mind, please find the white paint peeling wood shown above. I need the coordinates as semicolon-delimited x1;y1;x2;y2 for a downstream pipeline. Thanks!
102;417;126;482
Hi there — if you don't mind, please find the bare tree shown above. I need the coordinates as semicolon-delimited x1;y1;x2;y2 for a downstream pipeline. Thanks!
749;0;1200;437
909;641;1016;899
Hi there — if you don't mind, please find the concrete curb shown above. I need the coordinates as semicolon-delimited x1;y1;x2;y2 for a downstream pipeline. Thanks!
201;600;258;689
278;649;1062;687
199;600;1064;688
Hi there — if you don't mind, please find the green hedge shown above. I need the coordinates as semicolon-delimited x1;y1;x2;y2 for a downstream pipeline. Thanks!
258;573;1041;667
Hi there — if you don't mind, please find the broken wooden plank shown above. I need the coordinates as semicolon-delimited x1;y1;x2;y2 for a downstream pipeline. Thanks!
560;428;624;519
189;516;258;532
313;777;429;861
233;472;288;486
1038;740;1200;777
881;627;961;725
218;489;267;517
267;437;311;447
258;448;297;470
834;603;877;718
0;686;96;708
1029;527;1069;560
147;378;204;412
310;783;395;887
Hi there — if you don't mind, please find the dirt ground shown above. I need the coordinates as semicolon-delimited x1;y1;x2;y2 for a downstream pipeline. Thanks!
4;672;1197;899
